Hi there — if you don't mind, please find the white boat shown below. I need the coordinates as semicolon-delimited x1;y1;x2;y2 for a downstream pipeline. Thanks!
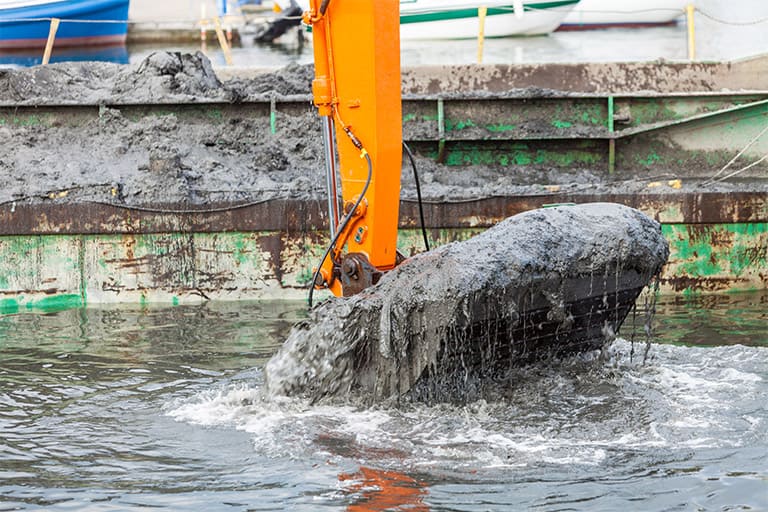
560;0;689;29
400;0;581;39
265;0;579;41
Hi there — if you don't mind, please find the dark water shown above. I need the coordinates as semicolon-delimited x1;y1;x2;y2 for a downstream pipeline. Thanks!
0;292;766;511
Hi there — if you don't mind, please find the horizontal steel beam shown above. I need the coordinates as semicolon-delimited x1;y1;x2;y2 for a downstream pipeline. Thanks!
0;192;765;236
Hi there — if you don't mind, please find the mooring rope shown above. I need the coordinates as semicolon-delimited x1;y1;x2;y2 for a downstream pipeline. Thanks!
702;123;768;186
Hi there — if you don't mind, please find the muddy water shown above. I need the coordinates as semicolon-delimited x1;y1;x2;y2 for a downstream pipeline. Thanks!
0;292;765;510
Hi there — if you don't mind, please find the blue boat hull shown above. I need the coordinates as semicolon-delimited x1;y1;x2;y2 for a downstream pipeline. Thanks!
0;0;129;49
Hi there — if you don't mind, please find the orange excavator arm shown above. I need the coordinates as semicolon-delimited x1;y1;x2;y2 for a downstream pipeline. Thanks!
304;0;403;300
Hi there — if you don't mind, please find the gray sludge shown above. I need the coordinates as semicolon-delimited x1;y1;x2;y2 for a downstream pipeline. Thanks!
265;203;669;404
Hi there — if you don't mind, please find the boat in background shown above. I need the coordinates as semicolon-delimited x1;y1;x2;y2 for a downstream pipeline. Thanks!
399;0;580;39
559;0;688;30
257;0;579;42
0;0;130;49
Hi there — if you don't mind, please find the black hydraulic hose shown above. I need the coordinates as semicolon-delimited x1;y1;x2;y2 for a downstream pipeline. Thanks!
308;151;373;308
403;142;430;252
319;0;331;15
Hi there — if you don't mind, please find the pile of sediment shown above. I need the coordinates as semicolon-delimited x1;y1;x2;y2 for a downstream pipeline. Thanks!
4;52;753;209
0;51;315;104
265;203;669;404
0;52;329;206
1;52;587;208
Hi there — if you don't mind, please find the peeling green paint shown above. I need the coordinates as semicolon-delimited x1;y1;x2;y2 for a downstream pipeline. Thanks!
638;151;662;167
296;267;314;286
662;223;768;294
7;115;45;127
0;299;19;314
628;100;680;126
580;111;600;124
0;221;764;310
0;294;83;313
667;227;724;276
446;119;475;131
440;145;602;167
32;294;83;312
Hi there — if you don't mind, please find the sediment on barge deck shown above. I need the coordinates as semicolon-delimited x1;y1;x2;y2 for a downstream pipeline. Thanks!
0;53;766;308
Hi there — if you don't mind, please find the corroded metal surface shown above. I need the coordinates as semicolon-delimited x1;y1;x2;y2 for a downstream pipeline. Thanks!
0;199;765;309
217;57;768;96
399;56;768;95
0;192;765;235
663;223;768;294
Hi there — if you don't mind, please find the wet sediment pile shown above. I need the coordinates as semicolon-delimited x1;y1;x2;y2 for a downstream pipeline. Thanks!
5;52;757;210
0;51;314;104
265;203;669;404
3;52;590;209
0;52;326;207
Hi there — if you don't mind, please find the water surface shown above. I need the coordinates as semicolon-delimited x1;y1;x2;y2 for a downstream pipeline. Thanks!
0;292;766;510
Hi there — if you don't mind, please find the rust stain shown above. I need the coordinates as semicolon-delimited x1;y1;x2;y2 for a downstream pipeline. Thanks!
663;276;750;293
0;193;765;236
257;233;285;284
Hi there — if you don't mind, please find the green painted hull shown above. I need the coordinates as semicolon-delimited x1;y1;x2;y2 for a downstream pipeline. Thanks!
0;218;765;310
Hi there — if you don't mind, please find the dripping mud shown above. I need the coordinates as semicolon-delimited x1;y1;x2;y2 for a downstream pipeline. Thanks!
265;203;669;404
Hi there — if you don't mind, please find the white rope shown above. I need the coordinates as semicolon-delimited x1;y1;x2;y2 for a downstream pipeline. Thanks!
702;123;768;185
705;153;768;185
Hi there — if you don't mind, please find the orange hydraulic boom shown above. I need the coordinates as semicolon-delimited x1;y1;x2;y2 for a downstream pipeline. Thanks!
303;0;403;300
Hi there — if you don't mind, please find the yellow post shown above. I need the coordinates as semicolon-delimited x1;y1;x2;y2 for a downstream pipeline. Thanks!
213;16;234;65
42;18;60;65
686;3;696;61
477;6;487;64
200;3;207;44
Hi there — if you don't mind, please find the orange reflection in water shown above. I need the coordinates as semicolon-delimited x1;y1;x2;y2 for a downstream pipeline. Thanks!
340;466;429;512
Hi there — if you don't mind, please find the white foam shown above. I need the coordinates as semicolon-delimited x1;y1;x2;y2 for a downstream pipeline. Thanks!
167;384;265;427
166;341;767;471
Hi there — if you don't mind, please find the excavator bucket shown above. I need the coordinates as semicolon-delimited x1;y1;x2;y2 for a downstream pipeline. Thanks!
266;203;670;403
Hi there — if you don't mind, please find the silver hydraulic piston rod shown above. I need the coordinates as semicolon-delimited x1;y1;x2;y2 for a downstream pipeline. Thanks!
322;116;341;237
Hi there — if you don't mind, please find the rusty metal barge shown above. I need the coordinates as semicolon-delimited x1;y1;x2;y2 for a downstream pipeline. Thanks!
0;54;766;311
